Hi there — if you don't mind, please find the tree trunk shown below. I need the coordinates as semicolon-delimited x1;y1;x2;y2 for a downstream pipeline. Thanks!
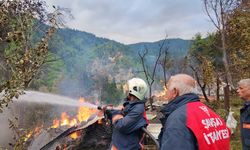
221;25;231;111
224;84;230;112
201;86;209;102
208;86;211;96
149;88;153;110
216;75;220;101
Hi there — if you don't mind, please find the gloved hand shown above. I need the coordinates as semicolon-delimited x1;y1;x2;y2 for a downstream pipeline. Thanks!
105;109;122;120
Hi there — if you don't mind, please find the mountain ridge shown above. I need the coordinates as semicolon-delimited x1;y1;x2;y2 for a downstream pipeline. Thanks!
32;27;192;99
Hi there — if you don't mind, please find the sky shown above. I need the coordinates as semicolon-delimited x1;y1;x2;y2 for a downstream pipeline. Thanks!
45;0;216;44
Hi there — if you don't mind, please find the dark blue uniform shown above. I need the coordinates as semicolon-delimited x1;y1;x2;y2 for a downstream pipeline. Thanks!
240;102;250;150
111;100;148;150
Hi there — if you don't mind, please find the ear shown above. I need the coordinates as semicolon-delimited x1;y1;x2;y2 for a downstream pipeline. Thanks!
173;88;179;98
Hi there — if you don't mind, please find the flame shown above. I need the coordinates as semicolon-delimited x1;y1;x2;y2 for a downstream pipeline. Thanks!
34;126;43;137
60;112;70;126
25;131;33;141
49;97;97;139
24;97;97;141
51;119;60;128
77;97;95;122
24;125;43;141
98;119;102;124
69;118;77;126
70;132;79;139
155;85;168;97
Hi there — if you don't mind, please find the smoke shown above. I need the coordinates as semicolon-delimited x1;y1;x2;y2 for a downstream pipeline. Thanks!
0;106;15;149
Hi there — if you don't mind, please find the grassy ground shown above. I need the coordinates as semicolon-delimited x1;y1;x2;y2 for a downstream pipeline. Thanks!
206;96;243;150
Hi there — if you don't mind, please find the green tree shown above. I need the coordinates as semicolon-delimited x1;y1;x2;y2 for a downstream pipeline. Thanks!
0;0;61;112
227;1;250;80
100;77;124;105
203;0;240;111
188;33;216;101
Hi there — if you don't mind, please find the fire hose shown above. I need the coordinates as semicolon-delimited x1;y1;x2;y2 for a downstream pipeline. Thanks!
40;105;159;150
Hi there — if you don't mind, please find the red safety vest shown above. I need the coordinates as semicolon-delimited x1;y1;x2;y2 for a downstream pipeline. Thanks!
186;102;230;150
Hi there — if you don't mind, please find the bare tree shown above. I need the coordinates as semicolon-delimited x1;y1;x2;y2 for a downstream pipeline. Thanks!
203;0;240;111
188;53;215;102
190;65;209;102
138;37;168;110
159;43;170;87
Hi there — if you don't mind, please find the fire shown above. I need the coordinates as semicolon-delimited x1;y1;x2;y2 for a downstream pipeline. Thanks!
70;132;79;139
60;112;70;126
70;118;78;126
51;119;60;128
154;85;168;97
24;97;97;142
77;97;95;122
98;119;102;124
24;125;43;141
50;97;97;139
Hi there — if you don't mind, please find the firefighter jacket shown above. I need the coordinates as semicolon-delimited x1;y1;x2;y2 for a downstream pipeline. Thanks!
111;100;148;150
240;101;250;150
159;93;230;150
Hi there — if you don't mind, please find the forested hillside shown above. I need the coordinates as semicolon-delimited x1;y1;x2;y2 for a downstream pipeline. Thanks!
30;28;191;102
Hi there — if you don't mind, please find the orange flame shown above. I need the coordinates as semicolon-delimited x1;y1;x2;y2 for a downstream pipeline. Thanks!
98;119;102;124
51;119;60;128
70;132;79;139
50;97;97;139
60;112;70;126
155;85;168;97
24;125;43;141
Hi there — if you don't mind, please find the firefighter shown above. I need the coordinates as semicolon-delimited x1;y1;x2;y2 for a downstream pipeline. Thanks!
159;74;230;150
105;78;149;150
237;79;250;150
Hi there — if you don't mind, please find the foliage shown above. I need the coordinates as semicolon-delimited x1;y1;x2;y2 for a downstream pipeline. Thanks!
29;54;65;92
12;25;191;99
188;33;217;101
189;33;216;85
0;0;64;112
100;77;124;105
227;2;250;81
203;0;242;111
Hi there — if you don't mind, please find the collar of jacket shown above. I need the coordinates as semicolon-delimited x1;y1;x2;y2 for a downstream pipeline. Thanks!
241;101;250;111
122;99;146;115
244;101;250;106
123;98;146;107
160;93;200;117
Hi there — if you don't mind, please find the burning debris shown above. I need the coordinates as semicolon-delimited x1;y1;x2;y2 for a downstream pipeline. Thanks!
2;92;160;150
28;114;110;150
49;98;97;131
19;97;112;150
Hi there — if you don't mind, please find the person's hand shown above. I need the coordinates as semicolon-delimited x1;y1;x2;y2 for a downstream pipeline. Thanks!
114;105;124;110
105;109;121;120
112;114;123;123
97;110;104;117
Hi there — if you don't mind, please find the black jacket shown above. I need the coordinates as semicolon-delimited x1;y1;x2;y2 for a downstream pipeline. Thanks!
240;101;250;150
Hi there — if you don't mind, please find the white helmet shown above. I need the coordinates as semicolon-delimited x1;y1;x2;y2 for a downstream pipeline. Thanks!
127;78;148;100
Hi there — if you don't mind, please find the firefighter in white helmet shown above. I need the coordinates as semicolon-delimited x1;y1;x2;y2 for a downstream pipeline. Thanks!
106;78;149;150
